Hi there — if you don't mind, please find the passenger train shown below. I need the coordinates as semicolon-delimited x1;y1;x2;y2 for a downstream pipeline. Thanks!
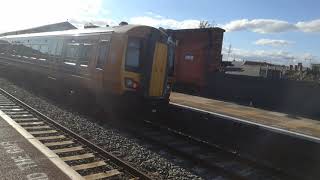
0;25;174;110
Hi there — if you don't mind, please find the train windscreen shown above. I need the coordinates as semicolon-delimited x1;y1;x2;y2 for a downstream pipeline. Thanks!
125;38;141;72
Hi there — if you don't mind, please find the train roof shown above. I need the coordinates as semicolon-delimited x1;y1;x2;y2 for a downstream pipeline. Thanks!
0;25;156;39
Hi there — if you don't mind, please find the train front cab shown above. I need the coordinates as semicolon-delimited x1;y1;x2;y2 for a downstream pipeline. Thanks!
117;26;173;110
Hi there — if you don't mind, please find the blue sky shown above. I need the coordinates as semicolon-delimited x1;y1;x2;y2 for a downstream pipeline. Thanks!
100;0;320;65
1;0;319;65
103;0;319;21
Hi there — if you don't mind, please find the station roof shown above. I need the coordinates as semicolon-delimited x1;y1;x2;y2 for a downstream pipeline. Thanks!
0;24;150;39
0;22;77;37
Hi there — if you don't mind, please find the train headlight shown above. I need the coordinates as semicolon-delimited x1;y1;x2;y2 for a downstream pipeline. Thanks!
166;83;171;90
165;83;172;94
125;78;139;90
166;83;171;91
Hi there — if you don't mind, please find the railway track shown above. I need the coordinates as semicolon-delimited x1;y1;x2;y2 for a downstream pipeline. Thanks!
0;88;152;180
0;83;297;179
122;118;295;180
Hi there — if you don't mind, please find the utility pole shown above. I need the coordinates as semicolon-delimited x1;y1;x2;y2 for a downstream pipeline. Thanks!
227;44;232;61
305;58;312;68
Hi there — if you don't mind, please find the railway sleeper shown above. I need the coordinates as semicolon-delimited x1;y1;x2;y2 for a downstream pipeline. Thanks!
24;125;51;130
14;117;40;122
18;121;45;126
0;105;21;109
10;114;34;118
1;108;24;111
83;170;121;180
0;90;152;180
3;111;30;115
29;130;58;135
44;140;75;147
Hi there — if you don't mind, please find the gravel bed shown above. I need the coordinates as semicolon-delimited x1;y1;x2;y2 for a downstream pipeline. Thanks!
0;77;206;180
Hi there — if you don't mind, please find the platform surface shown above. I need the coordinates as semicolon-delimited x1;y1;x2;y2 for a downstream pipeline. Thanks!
170;92;320;139
0;113;74;180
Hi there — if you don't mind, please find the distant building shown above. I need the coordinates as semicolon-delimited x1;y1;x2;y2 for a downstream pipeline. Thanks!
225;61;265;77
259;65;285;79
243;61;273;66
298;63;303;71
311;64;320;72
0;21;77;36
225;60;285;79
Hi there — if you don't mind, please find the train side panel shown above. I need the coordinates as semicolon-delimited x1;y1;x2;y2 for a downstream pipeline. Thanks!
104;34;127;95
0;25;173;110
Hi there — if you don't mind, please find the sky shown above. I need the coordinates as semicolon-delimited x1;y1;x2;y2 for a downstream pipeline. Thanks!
0;0;319;66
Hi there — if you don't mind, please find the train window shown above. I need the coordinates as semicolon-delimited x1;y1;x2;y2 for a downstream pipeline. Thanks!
17;44;25;55
65;42;80;65
40;44;48;53
23;44;33;58
19;40;28;59
39;45;48;60
66;44;79;58
64;37;97;68
0;40;9;55
125;38;140;71
56;39;63;57
5;41;14;56
47;39;56;59
12;43;20;55
55;39;63;58
96;41;109;69
77;43;93;67
31;44;40;59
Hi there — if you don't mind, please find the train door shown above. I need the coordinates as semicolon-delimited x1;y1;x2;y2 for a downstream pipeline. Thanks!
141;31;169;98
91;34;110;93
148;42;168;97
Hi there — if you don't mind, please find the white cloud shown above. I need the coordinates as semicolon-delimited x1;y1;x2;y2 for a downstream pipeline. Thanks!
131;17;320;33
129;16;200;29
0;0;105;33
254;39;294;47
296;19;320;32
224;19;297;33
223;18;320;34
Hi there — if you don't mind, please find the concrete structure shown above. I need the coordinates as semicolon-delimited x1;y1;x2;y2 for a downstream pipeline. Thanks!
167;27;225;89
170;92;320;179
0;112;82;180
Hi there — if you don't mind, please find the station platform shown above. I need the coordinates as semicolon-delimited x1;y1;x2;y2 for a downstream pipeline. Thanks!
0;111;82;180
170;92;320;140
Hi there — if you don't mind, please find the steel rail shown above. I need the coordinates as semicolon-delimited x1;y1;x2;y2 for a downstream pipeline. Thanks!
0;88;152;180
